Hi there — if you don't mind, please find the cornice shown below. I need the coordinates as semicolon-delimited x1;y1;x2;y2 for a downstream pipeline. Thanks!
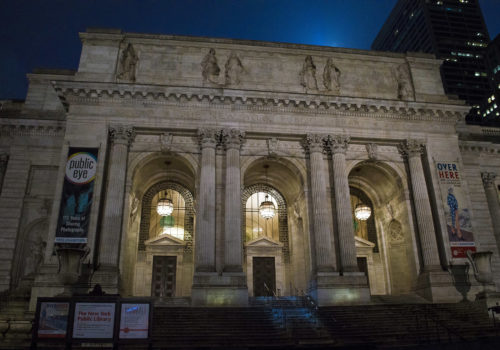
0;119;65;137
52;81;467;124
459;141;500;155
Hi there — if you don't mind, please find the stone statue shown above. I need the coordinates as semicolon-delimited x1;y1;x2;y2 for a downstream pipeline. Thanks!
394;63;414;101
323;58;341;93
299;55;318;90
225;52;244;86
201;48;220;84
117;43;138;82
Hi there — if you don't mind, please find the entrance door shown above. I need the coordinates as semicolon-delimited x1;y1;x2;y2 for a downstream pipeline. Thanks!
151;256;176;297
253;257;276;297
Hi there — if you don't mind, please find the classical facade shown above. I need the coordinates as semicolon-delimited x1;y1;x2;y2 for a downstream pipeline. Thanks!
1;28;500;310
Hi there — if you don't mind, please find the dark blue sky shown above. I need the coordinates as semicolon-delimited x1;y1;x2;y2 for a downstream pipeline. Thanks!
1;0;499;100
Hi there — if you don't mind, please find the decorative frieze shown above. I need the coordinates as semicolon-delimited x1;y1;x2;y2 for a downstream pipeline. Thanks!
52;82;465;124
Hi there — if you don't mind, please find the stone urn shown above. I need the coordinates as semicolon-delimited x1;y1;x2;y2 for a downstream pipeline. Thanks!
56;246;88;295
466;250;493;285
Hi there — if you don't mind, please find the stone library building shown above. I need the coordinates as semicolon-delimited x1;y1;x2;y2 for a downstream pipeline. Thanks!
1;27;500;347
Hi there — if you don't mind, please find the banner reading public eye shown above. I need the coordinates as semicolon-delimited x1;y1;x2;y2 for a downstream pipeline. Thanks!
55;148;98;244
436;161;476;258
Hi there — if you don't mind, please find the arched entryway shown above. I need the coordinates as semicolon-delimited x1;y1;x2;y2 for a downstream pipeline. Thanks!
242;157;309;297
349;161;418;296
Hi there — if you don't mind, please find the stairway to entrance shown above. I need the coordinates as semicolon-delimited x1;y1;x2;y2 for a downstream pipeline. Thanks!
150;299;500;349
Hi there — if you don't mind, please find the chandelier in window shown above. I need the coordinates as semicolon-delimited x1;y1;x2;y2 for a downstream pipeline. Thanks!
157;190;174;216
259;165;276;219
354;203;371;221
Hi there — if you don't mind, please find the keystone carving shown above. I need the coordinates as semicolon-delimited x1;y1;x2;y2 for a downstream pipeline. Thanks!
160;132;174;154
366;143;378;161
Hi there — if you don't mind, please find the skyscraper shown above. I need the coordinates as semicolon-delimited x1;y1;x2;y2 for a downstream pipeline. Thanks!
372;0;490;124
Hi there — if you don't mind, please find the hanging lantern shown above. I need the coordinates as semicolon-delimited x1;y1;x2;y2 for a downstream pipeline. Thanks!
157;190;174;216
259;194;276;219
354;203;371;221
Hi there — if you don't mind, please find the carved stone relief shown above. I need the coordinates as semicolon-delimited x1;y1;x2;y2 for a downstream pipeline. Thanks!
299;55;318;91
323;58;341;94
117;43;138;82
224;52;244;86
160;132;174;154
394;63;414;101
388;219;404;243
366;143;378;161
201;48;221;84
267;138;279;158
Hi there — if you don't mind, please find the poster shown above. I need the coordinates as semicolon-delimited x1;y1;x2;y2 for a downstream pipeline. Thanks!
55;148;98;244
73;302;115;339
119;303;150;339
436;161;476;258
38;302;69;338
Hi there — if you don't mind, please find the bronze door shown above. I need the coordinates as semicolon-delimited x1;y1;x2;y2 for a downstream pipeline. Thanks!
151;256;176;297
253;257;276;297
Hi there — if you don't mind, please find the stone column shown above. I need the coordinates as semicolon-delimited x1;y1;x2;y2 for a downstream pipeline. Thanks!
0;153;8;194
482;172;500;246
398;139;440;271
304;134;336;272
222;128;245;272
195;128;219;272
327;135;358;272
98;125;135;270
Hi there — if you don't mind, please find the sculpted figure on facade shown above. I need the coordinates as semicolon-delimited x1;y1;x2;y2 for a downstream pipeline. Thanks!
394;63;414;101
201;48;221;84
117;43;138;82
224;52;244;86
323;58;341;94
300;55;318;91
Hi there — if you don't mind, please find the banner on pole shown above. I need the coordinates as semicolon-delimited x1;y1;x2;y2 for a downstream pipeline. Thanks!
55;148;98;244
436;161;476;258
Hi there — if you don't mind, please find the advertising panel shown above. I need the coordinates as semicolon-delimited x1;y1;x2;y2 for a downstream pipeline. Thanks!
55;148;98;244
436;161;476;258
119;303;150;339
73;302;115;339
37;302;69;338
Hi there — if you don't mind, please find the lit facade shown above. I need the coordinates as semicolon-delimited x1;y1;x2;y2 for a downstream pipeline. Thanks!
0;29;499;315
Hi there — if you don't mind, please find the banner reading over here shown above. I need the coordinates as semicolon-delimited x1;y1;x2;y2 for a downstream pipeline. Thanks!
436;161;476;258
55;148;98;244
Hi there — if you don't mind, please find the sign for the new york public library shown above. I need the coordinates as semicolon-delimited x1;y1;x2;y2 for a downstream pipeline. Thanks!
435;161;476;258
55;148;98;244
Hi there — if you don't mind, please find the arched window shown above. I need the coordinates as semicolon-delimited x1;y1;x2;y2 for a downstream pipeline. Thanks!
245;191;279;242
150;189;186;240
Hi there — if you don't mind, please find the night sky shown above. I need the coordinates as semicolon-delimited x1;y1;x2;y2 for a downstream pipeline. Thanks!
1;0;499;100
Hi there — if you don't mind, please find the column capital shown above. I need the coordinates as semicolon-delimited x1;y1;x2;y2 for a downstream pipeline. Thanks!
398;139;424;158
109;124;135;146
197;128;219;149
326;134;350;154
304;134;327;153
221;128;245;150
482;172;497;188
